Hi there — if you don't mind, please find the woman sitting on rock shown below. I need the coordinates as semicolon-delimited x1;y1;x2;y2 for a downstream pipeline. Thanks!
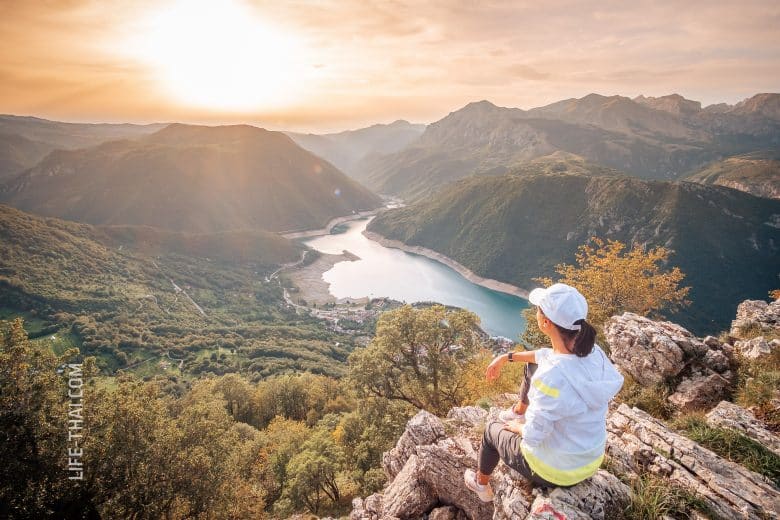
464;283;624;501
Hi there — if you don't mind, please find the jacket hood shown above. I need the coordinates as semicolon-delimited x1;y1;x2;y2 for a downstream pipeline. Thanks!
555;344;624;409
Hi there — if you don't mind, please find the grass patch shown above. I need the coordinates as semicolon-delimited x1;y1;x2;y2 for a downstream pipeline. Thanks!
734;322;780;342
619;474;714;520
733;348;780;432
616;374;675;420
0;307;53;337
476;397;493;411
671;412;780;487
31;330;82;356
601;456;714;519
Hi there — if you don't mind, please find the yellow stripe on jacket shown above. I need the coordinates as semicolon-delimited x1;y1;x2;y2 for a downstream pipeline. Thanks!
532;378;560;398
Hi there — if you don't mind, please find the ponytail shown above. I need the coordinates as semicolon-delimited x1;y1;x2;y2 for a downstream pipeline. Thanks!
551;318;596;357
570;319;596;357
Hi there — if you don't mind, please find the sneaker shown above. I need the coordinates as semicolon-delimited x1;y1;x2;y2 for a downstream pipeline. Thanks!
498;407;526;423
464;469;494;502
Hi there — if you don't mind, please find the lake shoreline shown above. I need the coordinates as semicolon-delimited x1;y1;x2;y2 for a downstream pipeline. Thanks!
362;229;530;300
284;251;363;306
279;209;382;239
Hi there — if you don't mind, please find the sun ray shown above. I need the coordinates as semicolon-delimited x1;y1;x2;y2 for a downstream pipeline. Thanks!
121;0;311;112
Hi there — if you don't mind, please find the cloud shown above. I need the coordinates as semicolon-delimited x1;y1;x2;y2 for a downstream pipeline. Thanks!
0;0;778;131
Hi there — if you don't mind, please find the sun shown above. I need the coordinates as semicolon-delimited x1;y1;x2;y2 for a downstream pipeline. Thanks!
125;0;310;112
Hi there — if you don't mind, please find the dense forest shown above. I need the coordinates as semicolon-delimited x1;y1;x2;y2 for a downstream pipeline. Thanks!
1;303;524;518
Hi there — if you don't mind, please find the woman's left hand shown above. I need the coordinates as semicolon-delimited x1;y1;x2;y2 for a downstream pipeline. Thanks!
485;355;506;381
502;419;524;434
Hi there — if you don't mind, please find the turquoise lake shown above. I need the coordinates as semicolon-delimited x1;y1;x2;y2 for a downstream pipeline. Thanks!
303;218;530;340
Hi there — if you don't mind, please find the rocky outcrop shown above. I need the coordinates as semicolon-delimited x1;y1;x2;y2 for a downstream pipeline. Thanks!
607;404;780;519
731;298;780;337
351;402;780;520
351;408;630;520
734;336;780;359
605;313;735;411
706;400;780;457
523;471;630;520
604;312;687;385
666;372;732;411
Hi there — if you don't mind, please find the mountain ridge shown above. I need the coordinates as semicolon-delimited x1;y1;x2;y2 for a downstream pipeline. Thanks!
356;92;780;199
0;123;382;233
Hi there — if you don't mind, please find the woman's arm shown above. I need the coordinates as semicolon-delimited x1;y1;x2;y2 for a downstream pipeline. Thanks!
485;350;537;381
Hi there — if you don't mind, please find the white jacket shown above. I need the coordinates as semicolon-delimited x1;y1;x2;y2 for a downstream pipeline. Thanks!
520;344;624;486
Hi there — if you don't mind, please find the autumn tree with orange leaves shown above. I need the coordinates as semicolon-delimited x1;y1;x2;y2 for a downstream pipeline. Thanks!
534;237;691;333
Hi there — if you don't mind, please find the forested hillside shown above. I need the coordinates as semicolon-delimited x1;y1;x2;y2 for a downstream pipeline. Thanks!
0;204;362;380
1;123;382;233
685;150;780;199
368;172;780;334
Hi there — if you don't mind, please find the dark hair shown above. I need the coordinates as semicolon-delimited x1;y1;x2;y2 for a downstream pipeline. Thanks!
551;318;596;357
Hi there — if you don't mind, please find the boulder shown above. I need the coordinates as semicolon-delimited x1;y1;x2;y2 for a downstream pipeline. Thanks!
606;403;780;519
382;409;446;479
605;312;736;411
447;405;489;424
706;400;780;457
667;372;732;411
734;336;779;360
731;298;780;337
604;313;688;385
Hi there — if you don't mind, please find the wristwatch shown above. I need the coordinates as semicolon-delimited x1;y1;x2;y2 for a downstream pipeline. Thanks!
507;352;514;362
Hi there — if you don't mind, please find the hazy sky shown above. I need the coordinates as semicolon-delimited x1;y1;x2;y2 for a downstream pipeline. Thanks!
1;0;778;133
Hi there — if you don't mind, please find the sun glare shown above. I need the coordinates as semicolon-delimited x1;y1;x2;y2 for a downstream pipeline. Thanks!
126;0;310;112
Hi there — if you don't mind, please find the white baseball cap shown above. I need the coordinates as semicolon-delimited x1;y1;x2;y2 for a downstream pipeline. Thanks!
528;283;588;331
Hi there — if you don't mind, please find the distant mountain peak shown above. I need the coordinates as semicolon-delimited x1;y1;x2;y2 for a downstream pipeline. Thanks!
732;93;780;119
633;94;702;115
459;100;500;112
1;122;382;233
156;122;267;136
149;122;288;146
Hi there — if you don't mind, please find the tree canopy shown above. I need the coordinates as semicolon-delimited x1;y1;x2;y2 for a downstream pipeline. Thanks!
531;237;690;337
348;305;484;415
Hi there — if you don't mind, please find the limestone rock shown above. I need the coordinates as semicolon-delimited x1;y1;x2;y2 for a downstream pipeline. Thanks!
349;495;390;520
703;335;722;348
447;405;488;424
525;471;630;520
706;400;780;457
382;454;438;518
604;312;688;385
734;336;778;359
606;403;780;519
354;408;634;520
731;298;780;337
667;372;732;412
382;409;446;479
605;312;737;411
702;348;731;372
